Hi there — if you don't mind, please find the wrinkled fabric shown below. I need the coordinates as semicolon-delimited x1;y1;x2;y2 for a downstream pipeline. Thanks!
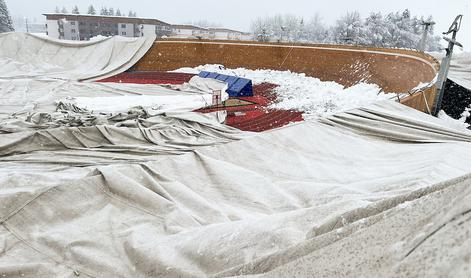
432;51;471;91
0;33;228;127
2;101;471;277
0;32;155;81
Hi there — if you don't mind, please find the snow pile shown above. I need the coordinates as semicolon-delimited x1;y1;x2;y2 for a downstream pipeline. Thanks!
437;106;471;130
72;94;214;114
173;64;392;119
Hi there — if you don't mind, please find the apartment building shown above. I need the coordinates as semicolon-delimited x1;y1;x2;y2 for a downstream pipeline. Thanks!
170;24;210;39
44;13;171;41
207;28;252;41
170;25;252;41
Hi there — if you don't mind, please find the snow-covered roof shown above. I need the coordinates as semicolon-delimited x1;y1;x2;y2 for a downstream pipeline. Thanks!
43;13;170;26
207;27;250;34
171;24;209;31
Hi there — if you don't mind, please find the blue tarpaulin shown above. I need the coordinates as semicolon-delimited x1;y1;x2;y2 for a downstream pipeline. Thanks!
198;71;253;97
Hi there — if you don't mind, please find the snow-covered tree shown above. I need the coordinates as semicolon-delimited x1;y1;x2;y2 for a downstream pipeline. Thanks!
250;10;440;50
305;14;328;43
116;9;122;16
100;7;109;16
0;0;14;33
61;7;68;14
108;8;115;16
332;11;365;44
362;12;389;47
87;5;96;15
250;14;307;42
71;6;80;14
251;17;269;42
128;11;137;17
54;6;60;13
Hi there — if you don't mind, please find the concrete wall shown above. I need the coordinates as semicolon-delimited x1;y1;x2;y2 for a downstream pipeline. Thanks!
118;23;134;37
139;24;156;37
61;20;79;40
46;20;59;38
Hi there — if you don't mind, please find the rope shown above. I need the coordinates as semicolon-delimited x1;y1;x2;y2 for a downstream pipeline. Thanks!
422;90;432;115
279;45;294;69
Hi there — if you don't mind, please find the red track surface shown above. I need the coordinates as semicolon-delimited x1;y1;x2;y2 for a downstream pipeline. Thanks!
97;72;304;132
99;71;195;84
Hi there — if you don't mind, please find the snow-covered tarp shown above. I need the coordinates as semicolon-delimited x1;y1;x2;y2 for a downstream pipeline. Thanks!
432;51;471;91
2;33;471;277
2;100;471;277
0;32;155;81
0;33;230;124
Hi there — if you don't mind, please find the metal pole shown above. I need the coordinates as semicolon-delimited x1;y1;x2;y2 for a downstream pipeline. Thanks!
432;15;463;116
25;18;29;33
418;21;435;52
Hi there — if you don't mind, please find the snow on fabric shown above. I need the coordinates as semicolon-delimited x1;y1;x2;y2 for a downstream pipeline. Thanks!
0;32;156;81
70;77;228;114
2;101;471;277
173;64;393;119
431;51;471;91
0;33;225;124
437;109;471;129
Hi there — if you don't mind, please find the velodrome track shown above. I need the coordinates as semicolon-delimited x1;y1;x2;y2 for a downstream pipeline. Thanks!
131;39;440;113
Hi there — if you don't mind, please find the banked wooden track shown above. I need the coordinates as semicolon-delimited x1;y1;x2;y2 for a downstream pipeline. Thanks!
132;39;440;113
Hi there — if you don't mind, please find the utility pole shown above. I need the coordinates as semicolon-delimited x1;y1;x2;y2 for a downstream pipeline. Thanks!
432;15;463;116
25;18;29;33
418;20;435;52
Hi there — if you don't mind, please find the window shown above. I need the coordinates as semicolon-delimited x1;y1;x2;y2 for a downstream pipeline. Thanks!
121;31;126;35
121;24;126;28
71;29;76;33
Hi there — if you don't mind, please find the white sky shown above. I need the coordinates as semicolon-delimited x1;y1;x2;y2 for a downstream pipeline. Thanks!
6;0;471;50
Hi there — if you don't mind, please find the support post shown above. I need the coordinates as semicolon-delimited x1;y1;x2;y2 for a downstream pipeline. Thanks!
418;21;435;52
432;15;463;116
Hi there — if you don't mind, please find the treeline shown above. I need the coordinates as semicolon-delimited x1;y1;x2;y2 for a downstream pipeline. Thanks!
251;10;441;51
54;5;137;17
0;0;14;32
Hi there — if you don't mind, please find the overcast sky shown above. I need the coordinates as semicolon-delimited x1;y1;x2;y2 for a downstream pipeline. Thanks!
6;0;471;50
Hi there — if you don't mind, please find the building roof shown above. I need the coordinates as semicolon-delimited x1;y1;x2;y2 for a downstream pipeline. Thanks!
207;27;250;35
170;24;209;31
43;13;170;26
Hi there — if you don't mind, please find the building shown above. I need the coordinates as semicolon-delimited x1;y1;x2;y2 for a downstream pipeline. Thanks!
170;24;211;39
207;28;252;41
170;25;252;41
43;13;171;41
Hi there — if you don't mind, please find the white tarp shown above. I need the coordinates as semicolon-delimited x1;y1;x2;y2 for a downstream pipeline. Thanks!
0;33;228;122
2;33;471;277
0;32;155;81
432;51;471;91
2;100;471;277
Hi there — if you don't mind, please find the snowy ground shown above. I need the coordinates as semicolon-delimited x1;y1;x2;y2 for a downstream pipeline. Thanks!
173;64;393;119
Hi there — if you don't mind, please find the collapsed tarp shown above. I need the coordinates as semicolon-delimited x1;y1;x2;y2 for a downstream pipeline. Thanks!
432;51;471;91
2;101;471;277
0;32;155;81
0;33;229;124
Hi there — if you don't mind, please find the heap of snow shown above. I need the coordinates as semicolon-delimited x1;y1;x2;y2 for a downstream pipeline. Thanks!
438;106;471;129
173;65;392;119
